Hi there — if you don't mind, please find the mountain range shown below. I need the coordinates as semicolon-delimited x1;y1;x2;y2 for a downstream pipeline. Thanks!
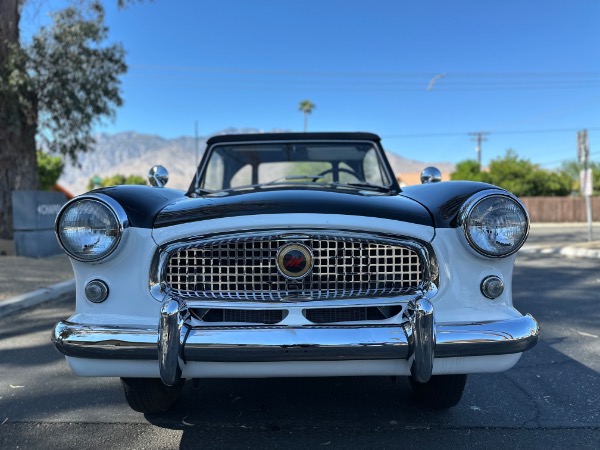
58;130;455;195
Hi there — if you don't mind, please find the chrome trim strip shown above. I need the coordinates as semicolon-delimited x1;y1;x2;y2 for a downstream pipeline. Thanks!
52;314;539;362
181;293;427;310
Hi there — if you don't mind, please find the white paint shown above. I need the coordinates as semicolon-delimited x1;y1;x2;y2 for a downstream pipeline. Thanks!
69;227;161;319
152;213;435;246
66;353;521;378
61;212;530;379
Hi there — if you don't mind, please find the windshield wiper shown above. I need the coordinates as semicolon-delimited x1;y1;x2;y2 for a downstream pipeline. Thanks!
263;176;391;192
212;176;325;194
326;181;391;193
263;174;326;185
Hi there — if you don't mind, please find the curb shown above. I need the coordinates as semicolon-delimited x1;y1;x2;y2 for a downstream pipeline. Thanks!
520;244;600;259
519;245;560;255
0;278;75;318
560;246;600;259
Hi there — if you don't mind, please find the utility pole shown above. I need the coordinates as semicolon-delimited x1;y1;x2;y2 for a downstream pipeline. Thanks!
577;129;593;241
469;131;489;169
195;121;199;167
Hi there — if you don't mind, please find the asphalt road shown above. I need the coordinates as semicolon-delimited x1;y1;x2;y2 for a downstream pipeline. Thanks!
1;250;599;449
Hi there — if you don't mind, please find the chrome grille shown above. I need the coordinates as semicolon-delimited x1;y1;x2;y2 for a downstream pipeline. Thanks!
163;233;427;301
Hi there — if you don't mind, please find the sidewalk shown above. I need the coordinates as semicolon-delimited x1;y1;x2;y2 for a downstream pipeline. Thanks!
0;233;599;318
0;254;75;317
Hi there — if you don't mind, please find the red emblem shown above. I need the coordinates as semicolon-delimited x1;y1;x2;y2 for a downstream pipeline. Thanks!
277;244;313;279
284;254;306;270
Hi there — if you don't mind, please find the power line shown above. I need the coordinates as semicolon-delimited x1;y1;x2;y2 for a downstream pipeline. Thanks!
382;127;600;139
120;81;600;94
124;66;600;92
534;151;600;168
129;64;600;79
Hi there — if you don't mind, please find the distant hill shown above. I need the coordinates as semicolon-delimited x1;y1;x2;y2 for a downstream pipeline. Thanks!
58;130;455;195
384;152;455;184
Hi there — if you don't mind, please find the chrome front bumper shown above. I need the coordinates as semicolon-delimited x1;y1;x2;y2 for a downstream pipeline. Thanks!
52;298;539;386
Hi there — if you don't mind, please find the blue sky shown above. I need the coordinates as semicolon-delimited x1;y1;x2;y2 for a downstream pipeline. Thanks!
22;0;600;169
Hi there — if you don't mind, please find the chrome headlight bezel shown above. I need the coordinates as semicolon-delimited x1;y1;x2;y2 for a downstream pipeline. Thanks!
55;193;129;263
458;190;529;258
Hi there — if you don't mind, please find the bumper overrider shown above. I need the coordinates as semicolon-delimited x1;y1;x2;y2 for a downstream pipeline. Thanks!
52;297;539;386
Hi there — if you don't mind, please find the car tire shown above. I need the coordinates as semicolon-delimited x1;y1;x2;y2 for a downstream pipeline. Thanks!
120;377;185;414
409;374;467;409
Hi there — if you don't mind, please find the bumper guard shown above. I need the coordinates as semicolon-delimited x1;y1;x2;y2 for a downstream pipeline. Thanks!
52;297;539;386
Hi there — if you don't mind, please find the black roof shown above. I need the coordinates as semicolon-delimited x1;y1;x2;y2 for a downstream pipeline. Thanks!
206;132;381;145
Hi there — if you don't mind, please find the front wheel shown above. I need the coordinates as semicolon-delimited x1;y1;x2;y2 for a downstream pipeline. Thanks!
120;377;185;414
409;374;467;409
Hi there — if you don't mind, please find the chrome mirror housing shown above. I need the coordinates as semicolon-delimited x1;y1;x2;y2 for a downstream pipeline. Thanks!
148;165;169;188
420;166;442;184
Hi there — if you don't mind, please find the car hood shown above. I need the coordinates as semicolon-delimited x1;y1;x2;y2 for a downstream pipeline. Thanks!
154;189;434;228
95;181;499;231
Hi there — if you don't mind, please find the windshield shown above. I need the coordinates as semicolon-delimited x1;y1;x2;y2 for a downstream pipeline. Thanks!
197;141;393;193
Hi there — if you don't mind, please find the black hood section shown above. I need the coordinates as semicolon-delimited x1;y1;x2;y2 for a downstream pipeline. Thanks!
154;189;433;228
94;185;186;228
93;182;500;230
400;181;503;228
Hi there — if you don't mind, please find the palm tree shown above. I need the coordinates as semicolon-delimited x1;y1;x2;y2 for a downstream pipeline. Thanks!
298;99;315;132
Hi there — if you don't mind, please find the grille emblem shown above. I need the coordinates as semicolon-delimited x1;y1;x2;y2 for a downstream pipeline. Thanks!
276;243;313;279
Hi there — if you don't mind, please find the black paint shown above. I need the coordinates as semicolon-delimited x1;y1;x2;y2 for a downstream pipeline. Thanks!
92;176;503;231
206;132;382;145
155;189;433;228
400;181;502;228
94;185;185;228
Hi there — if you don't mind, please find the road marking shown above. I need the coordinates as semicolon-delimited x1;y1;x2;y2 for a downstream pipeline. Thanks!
571;329;598;338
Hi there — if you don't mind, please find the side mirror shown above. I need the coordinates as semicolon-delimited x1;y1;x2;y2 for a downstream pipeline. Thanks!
420;166;442;184
148;165;169;188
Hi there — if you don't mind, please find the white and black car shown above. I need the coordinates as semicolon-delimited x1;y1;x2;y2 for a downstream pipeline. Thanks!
53;132;539;413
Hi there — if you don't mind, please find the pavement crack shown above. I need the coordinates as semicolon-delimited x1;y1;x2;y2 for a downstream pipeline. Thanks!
502;372;541;428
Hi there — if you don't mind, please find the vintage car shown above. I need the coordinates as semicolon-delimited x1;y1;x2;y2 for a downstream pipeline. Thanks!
52;132;539;413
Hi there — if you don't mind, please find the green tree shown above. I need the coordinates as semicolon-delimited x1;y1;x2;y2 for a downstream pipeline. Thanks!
559;159;600;196
37;151;64;190
298;99;315;132
124;174;147;185
486;150;571;196
451;150;572;197
29;3;126;162
88;173;147;190
485;150;538;195
523;169;572;197
0;1;126;238
450;159;489;183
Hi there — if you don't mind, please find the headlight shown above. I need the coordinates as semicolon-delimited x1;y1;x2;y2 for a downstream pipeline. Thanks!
56;196;128;262
460;191;529;258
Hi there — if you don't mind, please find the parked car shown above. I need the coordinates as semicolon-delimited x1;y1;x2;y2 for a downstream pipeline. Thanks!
52;132;539;413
